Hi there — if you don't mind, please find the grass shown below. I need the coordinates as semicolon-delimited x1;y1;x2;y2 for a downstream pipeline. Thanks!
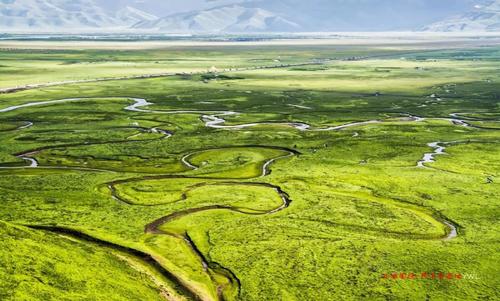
0;46;407;89
0;44;498;300
0;221;180;301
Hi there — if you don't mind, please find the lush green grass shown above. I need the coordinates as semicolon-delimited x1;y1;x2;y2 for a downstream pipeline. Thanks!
0;44;498;301
0;46;407;89
0;221;181;301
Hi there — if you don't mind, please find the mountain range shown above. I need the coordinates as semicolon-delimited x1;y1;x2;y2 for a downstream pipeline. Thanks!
424;1;500;31
0;0;158;31
132;5;300;33
0;0;499;33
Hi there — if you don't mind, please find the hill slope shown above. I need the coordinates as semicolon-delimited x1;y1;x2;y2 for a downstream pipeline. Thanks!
132;5;300;33
0;0;496;33
424;0;500;31
0;0;157;32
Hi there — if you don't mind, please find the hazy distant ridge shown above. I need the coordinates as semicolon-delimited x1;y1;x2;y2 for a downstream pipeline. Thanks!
0;0;157;31
132;5;300;33
424;1;500;31
1;0;499;33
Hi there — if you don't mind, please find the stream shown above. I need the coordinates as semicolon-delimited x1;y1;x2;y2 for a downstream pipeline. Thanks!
417;142;447;168
0;94;478;300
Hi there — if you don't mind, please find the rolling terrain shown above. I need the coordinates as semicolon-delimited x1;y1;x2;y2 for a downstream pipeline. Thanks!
1;0;496;32
424;0;500;31
0;43;499;300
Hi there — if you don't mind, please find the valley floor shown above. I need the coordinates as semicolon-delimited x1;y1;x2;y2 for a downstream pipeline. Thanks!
0;41;498;301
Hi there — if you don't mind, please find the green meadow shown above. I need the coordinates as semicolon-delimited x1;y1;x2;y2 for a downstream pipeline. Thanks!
0;44;498;301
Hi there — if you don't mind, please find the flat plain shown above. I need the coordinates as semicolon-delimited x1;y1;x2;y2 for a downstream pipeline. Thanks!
0;40;499;301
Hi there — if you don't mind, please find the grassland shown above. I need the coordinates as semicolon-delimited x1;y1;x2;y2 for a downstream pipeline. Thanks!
0;43;498;301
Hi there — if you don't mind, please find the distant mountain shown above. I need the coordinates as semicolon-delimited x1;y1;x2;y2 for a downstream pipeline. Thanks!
132;0;478;33
132;5;299;33
0;0;157;32
241;0;477;32
424;0;500;31
115;6;158;25
0;0;498;33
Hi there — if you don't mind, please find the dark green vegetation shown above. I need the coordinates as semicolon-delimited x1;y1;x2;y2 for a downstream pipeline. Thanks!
0;44;499;301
